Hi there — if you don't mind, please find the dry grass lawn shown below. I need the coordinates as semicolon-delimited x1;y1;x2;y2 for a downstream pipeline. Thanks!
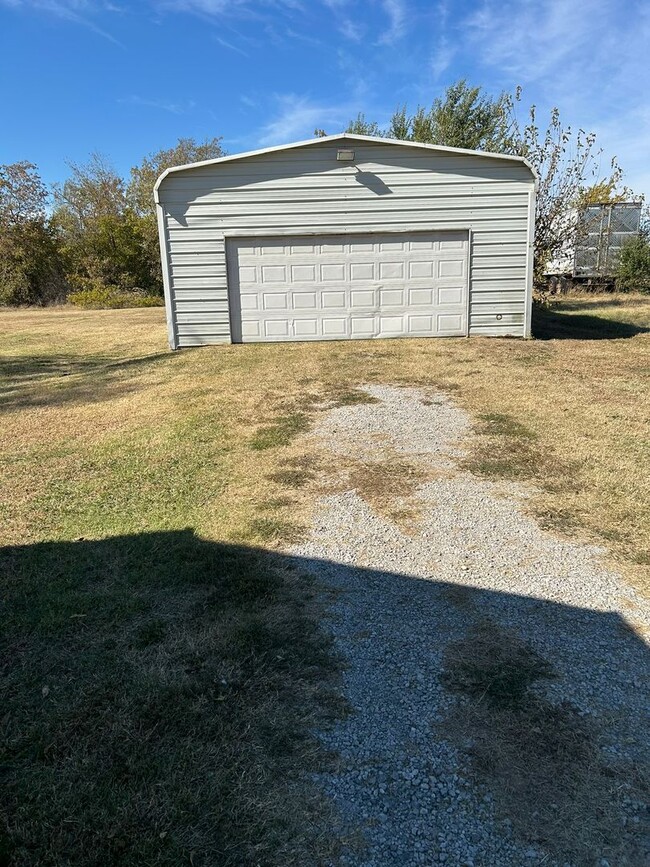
1;294;648;864
3;296;647;586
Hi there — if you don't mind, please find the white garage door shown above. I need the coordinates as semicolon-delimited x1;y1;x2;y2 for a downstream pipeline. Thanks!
227;231;469;342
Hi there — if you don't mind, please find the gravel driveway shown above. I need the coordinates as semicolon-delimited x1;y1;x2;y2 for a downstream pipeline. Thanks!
292;385;649;867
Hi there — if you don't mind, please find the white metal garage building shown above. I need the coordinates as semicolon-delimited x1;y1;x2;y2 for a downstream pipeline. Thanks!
154;134;536;349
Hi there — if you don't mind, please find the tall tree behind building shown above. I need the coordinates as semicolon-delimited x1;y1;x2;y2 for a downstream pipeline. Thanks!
0;162;65;305
127;137;224;291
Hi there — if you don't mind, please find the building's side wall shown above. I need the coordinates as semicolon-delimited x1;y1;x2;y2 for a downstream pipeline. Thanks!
157;139;535;347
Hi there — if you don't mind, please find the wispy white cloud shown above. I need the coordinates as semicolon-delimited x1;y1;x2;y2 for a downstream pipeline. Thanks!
118;95;197;114
257;93;356;145
283;26;322;46
463;0;650;196
0;0;124;44
338;16;363;40
321;0;364;41
376;0;407;45
157;0;303;19
465;0;612;85
162;0;366;45
214;34;249;55
430;35;452;80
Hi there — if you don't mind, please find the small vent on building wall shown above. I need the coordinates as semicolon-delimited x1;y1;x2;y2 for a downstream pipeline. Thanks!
337;148;355;161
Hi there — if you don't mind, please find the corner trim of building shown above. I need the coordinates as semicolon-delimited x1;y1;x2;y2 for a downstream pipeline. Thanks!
523;186;536;339
155;201;179;350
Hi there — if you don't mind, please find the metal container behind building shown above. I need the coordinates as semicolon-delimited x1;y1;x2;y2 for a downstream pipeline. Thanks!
574;203;642;277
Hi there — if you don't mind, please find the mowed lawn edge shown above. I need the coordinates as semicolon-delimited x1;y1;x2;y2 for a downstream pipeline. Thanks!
0;295;648;864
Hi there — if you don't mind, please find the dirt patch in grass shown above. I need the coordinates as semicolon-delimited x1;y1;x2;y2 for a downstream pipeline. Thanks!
345;458;427;529
440;620;649;864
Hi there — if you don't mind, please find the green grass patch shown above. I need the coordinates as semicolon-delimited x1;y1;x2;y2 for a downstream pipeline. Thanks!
249;412;310;450
242;516;304;544
269;468;316;488
478;413;538;440
326;387;380;407
466;412;577;489
534;300;650;340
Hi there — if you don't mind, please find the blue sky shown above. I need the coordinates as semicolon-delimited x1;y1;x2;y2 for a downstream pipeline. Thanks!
1;0;649;198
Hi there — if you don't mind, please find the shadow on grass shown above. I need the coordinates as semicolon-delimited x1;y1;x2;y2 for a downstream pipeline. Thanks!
1;530;344;867
533;305;649;340
1;530;648;865
0;352;172;411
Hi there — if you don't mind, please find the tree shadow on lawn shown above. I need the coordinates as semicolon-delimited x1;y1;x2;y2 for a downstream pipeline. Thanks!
1;530;648;866
533;304;649;340
0;352;172;412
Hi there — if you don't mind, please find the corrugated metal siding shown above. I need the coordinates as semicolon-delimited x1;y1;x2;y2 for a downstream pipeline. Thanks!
157;139;534;346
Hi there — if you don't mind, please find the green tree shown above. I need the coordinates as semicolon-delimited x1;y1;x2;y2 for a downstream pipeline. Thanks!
386;105;410;140
0;162;66;305
615;228;650;293
384;81;513;149
127;137;224;220
127;137;224;290
410;106;435;143
345;113;383;137
0;160;48;223
53;153;155;296
426;80;512;150
54;152;126;232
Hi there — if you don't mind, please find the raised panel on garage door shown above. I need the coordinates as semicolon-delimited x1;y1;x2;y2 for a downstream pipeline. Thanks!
227;231;468;343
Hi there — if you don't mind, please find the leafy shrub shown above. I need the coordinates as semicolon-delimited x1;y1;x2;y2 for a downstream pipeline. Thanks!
615;235;650;293
68;285;163;309
0;219;67;306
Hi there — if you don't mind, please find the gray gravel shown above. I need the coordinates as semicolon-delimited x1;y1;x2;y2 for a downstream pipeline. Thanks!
291;385;650;866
